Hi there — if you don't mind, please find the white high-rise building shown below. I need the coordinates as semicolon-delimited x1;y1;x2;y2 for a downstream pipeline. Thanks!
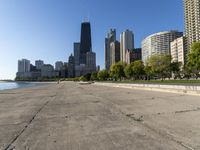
35;60;44;70
105;29;116;70
141;31;183;63
170;37;187;65
55;61;64;71
18;59;30;73
120;29;134;63
184;0;200;50
41;64;58;78
110;41;120;66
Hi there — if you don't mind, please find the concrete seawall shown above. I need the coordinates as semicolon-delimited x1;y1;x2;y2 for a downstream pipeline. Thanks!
95;82;200;96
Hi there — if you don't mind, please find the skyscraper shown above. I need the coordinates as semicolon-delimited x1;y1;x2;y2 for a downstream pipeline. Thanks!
170;36;187;65
120;30;134;63
80;22;92;64
184;0;200;50
105;29;116;70
74;42;80;66
35;60;44;70
41;64;58;78
74;22;96;77
55;61;64;71
18;59;30;73
126;48;142;64
68;54;75;78
110;41;120;66
86;51;96;71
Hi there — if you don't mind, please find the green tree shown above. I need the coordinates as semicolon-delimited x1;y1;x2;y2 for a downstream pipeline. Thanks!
90;72;98;81
110;62;125;81
84;73;92;81
187;42;200;78
144;64;154;80
79;76;88;81
79;73;91;81
97;70;110;81
132;60;145;80
170;62;181;79
124;63;134;79
182;65;191;79
147;55;171;80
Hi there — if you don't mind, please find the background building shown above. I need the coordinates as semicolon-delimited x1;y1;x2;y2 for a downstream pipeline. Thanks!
35;60;44;70
55;61;64;71
30;64;37;72
80;22;92;64
110;41;120;66
18;59;30;73
55;61;64;77
120;30;134;63
184;0;200;50
74;42;80;66
126;48;142;64
141;30;183;63
68;54;75;78
171;36;187;65
16;22;98;80
96;65;100;72
16;59;31;78
60;62;68;78
86;51;96;71
74;22;97;77
105;29;116;70
41;64;58;78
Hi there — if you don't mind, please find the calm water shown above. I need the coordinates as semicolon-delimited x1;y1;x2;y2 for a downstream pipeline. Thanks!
0;81;42;90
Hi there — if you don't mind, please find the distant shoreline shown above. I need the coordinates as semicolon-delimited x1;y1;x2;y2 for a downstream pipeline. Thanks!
0;81;51;91
0;80;14;82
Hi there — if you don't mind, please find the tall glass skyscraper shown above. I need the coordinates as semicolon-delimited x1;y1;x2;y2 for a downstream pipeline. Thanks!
105;29;116;70
120;30;134;63
80;22;92;64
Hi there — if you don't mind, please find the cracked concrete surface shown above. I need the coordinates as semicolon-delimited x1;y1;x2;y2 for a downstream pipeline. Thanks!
0;82;200;150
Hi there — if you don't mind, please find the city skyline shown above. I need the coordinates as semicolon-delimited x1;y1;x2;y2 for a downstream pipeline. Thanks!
16;21;97;79
0;0;184;79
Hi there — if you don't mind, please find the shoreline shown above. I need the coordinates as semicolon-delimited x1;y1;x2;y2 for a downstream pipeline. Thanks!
0;81;55;91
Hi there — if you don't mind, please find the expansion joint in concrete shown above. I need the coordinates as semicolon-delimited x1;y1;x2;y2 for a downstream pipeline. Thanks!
4;96;56;150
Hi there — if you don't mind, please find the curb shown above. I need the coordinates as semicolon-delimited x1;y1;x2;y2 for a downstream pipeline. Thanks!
94;83;200;96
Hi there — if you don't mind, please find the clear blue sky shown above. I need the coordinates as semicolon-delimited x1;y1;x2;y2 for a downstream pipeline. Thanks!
0;0;184;79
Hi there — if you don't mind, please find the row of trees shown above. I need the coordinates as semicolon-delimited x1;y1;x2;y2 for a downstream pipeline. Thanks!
79;42;200;81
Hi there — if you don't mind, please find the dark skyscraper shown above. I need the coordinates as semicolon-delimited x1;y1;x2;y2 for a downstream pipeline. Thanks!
74;42;80;66
80;22;92;64
68;54;75;78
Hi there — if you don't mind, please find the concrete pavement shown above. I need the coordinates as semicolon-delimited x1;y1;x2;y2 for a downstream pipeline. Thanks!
0;82;200;150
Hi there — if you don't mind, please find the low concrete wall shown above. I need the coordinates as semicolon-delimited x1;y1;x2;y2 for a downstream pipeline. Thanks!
94;82;200;96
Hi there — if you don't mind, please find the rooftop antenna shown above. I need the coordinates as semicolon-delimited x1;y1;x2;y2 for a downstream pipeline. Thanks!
82;12;90;23
87;12;90;22
82;17;87;23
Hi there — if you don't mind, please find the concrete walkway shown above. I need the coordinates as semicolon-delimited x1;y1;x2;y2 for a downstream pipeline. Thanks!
0;82;200;150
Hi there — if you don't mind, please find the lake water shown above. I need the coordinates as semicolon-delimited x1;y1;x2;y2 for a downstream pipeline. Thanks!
0;81;42;90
